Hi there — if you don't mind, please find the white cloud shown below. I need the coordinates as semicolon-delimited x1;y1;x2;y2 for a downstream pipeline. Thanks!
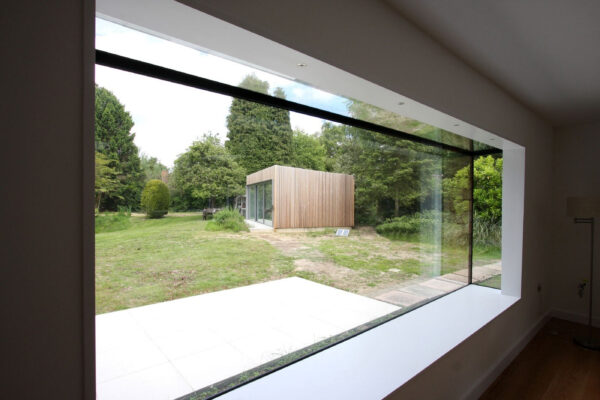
290;113;325;135
96;66;231;167
291;87;305;98
311;88;336;101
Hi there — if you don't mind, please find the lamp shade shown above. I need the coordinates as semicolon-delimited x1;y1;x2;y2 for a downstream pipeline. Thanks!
566;197;600;217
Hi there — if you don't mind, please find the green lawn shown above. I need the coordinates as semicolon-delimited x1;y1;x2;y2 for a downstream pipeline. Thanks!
95;214;294;314
317;234;470;281
476;274;502;289
96;213;501;314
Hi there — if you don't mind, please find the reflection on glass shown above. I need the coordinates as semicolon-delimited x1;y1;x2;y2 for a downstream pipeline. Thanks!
257;182;264;222
93;57;502;400
264;181;273;226
472;155;503;289
95;17;497;152
247;185;256;220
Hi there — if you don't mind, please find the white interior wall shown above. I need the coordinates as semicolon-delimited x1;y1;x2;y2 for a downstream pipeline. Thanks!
0;0;559;398
552;121;600;326
91;2;551;399
170;1;555;399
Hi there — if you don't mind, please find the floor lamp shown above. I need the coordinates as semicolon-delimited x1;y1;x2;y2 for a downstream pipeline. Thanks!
567;197;600;351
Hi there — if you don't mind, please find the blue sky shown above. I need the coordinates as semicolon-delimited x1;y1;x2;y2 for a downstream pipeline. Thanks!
95;18;348;167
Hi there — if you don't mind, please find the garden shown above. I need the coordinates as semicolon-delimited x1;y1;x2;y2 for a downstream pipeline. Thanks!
95;208;500;314
94;74;503;315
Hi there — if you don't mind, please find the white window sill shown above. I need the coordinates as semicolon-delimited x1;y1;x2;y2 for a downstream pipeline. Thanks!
218;285;519;400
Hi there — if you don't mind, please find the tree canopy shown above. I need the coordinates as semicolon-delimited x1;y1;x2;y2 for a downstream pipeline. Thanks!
321;100;441;223
140;154;167;183
94;151;121;212
444;155;503;224
171;134;246;209
95;85;143;210
289;130;327;171
225;74;293;174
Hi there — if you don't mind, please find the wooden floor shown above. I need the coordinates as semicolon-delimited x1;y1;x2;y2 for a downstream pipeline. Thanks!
481;318;600;399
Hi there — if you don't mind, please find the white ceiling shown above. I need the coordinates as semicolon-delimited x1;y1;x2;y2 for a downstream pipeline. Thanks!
386;0;600;127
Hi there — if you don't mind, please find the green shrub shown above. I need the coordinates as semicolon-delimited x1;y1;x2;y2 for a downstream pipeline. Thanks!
473;213;501;248
376;210;501;249
206;208;248;232
376;211;440;238
376;210;469;245
141;179;170;219
118;205;132;217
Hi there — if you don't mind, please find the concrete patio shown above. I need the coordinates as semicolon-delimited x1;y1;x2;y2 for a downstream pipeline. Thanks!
96;277;399;399
245;219;273;232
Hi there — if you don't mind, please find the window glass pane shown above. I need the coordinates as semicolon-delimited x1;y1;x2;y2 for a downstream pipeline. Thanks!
94;63;496;400
264;181;273;226
257;182;264;222
96;17;497;152
94;19;502;400
247;185;256;220
473;154;503;289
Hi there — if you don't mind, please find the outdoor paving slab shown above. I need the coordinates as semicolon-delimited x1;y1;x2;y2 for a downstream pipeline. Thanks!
246;219;274;232
97;363;192;400
95;310;147;354
375;290;427;307
400;283;447;298
151;328;225;361
170;343;252;391
479;261;502;271
442;272;469;284
230;326;298;365
420;277;465;292
96;277;399;399
269;314;343;348
472;266;501;281
96;334;169;384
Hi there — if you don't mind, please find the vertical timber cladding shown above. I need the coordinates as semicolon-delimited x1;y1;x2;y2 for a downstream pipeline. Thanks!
247;165;354;229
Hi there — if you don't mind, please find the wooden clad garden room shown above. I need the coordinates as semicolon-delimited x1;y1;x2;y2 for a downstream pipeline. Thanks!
246;165;354;229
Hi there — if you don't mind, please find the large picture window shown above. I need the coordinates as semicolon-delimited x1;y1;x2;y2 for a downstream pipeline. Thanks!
94;19;502;400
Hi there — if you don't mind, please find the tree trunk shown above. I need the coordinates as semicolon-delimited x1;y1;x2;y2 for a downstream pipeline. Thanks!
394;195;400;218
96;193;102;213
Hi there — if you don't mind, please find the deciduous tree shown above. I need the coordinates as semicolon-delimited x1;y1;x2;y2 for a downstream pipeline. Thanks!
445;155;503;224
171;134;246;209
289;130;327;171
140;154;168;183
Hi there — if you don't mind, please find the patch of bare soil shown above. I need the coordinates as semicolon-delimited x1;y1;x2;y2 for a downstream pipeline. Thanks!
194;231;255;241
254;230;426;293
292;258;366;291
357;275;433;299
351;226;379;239
251;232;311;257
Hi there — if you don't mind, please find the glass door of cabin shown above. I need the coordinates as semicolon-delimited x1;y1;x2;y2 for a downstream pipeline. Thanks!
257;182;264;222
246;180;272;227
263;181;272;226
247;185;256;220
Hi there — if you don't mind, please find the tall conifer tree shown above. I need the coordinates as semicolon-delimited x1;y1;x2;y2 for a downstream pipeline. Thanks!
226;75;293;174
95;85;143;210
